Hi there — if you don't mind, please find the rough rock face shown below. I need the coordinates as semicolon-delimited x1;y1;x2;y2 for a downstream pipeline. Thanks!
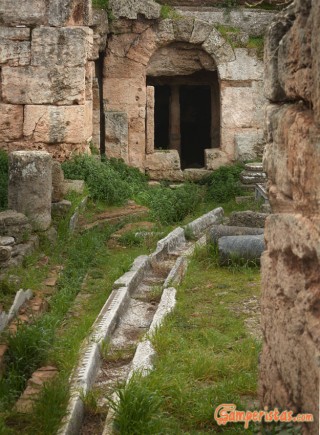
0;0;94;160
260;1;320;432
8;151;52;231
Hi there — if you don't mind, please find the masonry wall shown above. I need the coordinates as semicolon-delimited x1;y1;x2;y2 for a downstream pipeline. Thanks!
0;0;94;160
260;1;320;431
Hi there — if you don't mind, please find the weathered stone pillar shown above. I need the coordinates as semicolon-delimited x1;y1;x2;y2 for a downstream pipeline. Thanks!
146;86;155;154
211;80;220;149
169;85;181;153
8;151;52;231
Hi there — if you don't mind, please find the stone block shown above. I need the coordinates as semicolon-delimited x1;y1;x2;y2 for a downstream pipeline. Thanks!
264;16;292;102
0;104;23;141
147;44;215;77
2;66;85;105
48;0;92;26
63;179;85;194
221;81;265;130
52;162;65;203
240;170;267;184
229;211;268;228
126;28;158;67
0;41;30;66
218;234;265;265
23;104;92;144
202;28;235;64
8;151;52;231
31;27;88;67
146;169;184;181
190;19;213;45
208;225;264;245
173;17;195;42
51;200;72;218
0;0;47;25
85;62;94;100
155;19;175;45
0;246;12;263
103;78;146;117
0;210;31;244
205;149;230;170
145;150;180;171
235;130;265;162
105;111;128;161
0;27;30;41
219;48;263;81
109;0;160;20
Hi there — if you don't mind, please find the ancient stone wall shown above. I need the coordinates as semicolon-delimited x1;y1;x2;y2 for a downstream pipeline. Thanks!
157;0;286;5
0;0;95;160
104;8;267;174
260;1;319;432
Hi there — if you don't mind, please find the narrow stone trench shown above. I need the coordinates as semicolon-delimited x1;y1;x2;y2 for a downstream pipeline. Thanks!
78;244;193;434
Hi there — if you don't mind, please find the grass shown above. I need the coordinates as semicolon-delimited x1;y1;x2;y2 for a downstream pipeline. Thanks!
111;244;262;433
247;35;265;59
159;4;180;20
0;153;264;433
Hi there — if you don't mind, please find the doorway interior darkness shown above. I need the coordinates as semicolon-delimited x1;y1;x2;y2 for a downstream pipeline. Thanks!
147;71;220;169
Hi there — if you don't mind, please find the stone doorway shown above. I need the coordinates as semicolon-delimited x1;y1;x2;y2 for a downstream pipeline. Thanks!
147;70;220;170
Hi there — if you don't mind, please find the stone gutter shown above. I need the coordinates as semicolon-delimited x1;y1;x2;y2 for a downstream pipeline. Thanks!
58;207;223;435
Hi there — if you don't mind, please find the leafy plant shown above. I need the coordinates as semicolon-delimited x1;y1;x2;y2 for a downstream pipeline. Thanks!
139;183;201;226
61;155;147;206
0;150;8;211
201;164;244;203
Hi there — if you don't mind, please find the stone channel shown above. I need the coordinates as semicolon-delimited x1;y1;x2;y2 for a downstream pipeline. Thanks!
58;208;223;435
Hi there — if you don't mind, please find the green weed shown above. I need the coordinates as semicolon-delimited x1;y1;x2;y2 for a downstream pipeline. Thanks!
80;389;100;415
109;375;163;435
118;231;143;247
138;183;202;225
160;4;180;20
62;155;147;206
0;321;54;410
248;35;265;59
201;164;244;202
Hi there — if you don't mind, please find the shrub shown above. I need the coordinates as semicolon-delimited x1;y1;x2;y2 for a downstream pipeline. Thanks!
143;184;202;225
61;155;147;205
0;150;8;210
202;164;244;203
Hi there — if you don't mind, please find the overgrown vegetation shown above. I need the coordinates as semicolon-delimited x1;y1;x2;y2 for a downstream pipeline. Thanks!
201;163;244;202
62;155;148;205
159;4;180;19
0;150;8;211
110;245;262;433
248;35;265;59
0;151;264;432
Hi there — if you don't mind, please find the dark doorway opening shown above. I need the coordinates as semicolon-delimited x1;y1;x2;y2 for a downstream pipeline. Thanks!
154;85;171;150
180;85;211;169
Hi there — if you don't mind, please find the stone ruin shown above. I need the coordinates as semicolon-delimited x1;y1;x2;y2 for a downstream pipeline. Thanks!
0;0;319;432
0;151;75;271
261;0;319;432
0;0;278;180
